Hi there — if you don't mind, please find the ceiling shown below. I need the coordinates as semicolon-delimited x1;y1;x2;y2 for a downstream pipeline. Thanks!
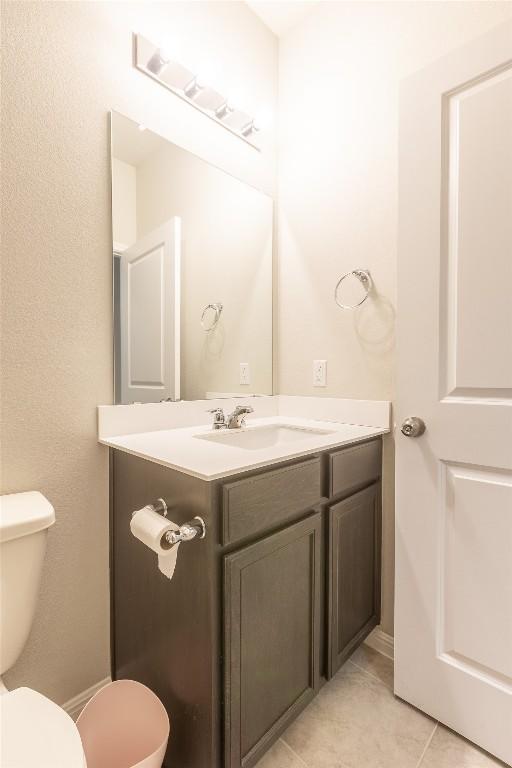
245;1;320;37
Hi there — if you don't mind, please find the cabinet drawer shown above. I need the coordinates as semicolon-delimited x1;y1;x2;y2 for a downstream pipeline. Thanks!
329;438;381;498
222;457;322;545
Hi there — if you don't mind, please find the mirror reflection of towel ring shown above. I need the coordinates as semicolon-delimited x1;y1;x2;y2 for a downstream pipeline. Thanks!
334;269;372;310
201;302;223;332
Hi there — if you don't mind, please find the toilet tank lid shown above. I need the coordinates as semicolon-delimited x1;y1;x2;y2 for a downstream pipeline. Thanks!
0;492;55;543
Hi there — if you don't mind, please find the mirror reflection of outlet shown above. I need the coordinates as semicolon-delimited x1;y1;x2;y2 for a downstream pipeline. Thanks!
313;359;327;387
240;363;250;386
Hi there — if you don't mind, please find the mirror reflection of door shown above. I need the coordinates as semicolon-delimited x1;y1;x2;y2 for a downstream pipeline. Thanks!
111;111;273;404
119;219;180;405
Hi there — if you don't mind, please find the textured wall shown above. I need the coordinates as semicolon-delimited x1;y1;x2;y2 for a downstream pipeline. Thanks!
278;1;512;635
0;0;277;704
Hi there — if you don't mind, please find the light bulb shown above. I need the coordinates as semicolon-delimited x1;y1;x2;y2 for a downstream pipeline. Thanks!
192;57;221;89
254;108;271;131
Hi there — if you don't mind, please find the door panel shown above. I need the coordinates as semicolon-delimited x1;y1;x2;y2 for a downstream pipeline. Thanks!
441;464;512;683
224;513;322;768
328;484;381;678
441;65;512;399
120;218;180;403
396;21;512;764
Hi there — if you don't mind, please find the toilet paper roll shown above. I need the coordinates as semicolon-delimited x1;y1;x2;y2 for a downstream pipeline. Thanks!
130;506;181;579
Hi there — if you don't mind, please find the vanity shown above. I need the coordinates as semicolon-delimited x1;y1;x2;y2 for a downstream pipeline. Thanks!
106;112;388;768
102;404;387;768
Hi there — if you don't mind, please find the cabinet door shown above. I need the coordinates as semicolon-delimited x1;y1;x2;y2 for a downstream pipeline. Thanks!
328;484;381;678
224;513;322;768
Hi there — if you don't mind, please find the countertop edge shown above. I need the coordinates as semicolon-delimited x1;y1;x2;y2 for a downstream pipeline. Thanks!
100;425;389;481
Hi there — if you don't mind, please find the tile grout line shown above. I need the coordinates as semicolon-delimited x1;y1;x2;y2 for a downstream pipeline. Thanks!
347;657;439;768
347;657;393;691
414;722;439;768
279;737;310;768
280;736;352;768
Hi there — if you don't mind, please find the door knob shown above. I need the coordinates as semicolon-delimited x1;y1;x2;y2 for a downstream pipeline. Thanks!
401;417;426;437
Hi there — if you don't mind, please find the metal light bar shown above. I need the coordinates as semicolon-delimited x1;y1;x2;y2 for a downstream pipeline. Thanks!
134;33;260;149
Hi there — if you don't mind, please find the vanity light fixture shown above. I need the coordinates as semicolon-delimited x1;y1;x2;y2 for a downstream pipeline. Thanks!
146;48;171;76
241;120;260;138
183;76;204;99
215;101;233;119
134;33;261;149
194;86;226;113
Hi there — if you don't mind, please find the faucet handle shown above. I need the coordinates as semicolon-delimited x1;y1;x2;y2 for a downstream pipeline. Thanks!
233;405;254;414
207;407;226;429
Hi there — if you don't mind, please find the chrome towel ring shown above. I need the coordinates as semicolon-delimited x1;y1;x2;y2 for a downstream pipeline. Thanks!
201;302;223;332
334;269;372;310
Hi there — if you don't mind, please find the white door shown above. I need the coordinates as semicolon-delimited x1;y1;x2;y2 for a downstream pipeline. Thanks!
120;218;181;403
395;22;512;764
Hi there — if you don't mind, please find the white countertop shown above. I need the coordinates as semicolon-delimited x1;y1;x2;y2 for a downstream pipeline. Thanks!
99;416;388;481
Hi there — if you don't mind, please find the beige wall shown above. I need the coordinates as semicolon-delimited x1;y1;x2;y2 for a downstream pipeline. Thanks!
277;0;512;635
1;1;277;704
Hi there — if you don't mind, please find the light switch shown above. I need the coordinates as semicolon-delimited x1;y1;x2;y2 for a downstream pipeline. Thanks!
240;363;250;385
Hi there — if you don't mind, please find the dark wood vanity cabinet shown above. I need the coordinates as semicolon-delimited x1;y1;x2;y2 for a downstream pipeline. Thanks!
111;436;382;768
328;483;381;677
224;514;322;768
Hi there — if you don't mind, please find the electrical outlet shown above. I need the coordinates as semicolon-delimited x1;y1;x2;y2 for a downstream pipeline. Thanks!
240;362;250;386
313;359;327;387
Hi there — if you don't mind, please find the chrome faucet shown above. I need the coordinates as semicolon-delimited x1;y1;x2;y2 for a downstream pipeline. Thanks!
207;405;254;430
226;405;254;429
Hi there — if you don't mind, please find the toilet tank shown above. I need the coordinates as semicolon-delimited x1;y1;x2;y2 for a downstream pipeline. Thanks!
0;492;55;675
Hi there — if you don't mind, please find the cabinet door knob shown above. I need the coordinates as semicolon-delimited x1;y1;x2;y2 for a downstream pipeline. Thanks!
401;417;426;438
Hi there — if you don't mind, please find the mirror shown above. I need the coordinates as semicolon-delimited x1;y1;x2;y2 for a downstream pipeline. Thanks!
111;111;273;404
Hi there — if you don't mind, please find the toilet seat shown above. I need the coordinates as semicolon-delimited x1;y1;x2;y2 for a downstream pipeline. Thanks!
0;687;86;767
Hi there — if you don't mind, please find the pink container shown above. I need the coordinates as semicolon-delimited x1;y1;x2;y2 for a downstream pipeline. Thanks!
76;680;169;768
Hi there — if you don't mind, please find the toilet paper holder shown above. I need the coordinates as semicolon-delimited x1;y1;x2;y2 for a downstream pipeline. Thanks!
141;498;206;548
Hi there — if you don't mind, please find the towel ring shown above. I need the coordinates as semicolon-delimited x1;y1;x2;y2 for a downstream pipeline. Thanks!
334;269;372;310
201;302;223;332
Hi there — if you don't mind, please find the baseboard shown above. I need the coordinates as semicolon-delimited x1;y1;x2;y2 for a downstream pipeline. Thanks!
364;626;394;660
62;676;111;721
61;636;392;724
60;635;392;722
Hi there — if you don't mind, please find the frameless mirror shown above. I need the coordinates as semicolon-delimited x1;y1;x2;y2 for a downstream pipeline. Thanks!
111;111;273;403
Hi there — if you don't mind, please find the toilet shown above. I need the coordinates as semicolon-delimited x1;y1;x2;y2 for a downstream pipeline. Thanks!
0;491;86;767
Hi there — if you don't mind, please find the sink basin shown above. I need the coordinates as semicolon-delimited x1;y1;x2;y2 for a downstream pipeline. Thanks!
195;424;335;450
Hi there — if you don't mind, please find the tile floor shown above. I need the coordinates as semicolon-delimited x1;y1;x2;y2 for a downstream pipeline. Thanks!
256;645;507;768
